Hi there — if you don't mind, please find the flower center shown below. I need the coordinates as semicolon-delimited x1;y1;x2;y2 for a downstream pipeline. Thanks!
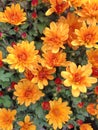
52;108;61;116
74;73;83;84
23;123;32;129
38;69;47;79
55;2;69;14
84;33;94;43
49;36;60;45
18;52;27;61
24;89;32;97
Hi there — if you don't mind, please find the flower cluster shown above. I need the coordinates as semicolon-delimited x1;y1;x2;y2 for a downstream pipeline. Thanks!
0;0;98;130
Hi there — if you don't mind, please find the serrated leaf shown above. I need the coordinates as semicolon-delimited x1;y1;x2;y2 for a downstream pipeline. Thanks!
0;69;13;82
0;95;12;107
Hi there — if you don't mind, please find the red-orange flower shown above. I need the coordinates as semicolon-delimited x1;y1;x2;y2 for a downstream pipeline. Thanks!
0;4;26;25
87;103;97;116
14;79;44;106
42;50;67;68
45;0;70;16
0;108;17;130
41;21;69;53
31;64;56;89
80;123;93;130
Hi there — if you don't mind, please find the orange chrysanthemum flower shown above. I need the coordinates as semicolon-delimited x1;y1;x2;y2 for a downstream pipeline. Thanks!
31;64;56;89
71;23;98;48
41;21;69;53
45;0;70;16
14;79;44;106
58;13;82;50
3;41;39;73
46;98;72;130
80;123;93;130
0;4;26;25
87;103;98;116
86;49;98;68
42;50;67;68
76;0;98;24
0;108;17;130
18;115;36;130
94;86;98;95
61;62;97;97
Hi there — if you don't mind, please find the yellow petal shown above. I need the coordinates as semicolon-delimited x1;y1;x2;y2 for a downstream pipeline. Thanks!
45;8;54;16
72;89;80;97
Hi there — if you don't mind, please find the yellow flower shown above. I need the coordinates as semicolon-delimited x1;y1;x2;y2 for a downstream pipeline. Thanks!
18;115;36;130
31;64;56;89
0;4;26;25
61;62;97;97
3;41;39;73
42;50;67;68
80;123;93;130
71;22;98;48
14;79;44;106
0;108;17;130
41;21;69;53
86;49;98;68
45;0;69;16
76;0;98;24
46;98;72;130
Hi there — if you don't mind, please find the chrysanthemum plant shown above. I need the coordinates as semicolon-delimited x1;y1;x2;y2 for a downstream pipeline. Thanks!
0;0;98;130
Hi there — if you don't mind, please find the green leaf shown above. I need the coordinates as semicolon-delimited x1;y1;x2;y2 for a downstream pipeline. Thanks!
0;95;12;108
0;69;13;82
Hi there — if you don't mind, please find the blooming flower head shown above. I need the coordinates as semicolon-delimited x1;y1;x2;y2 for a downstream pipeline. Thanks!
71;22;98;48
58;13;82;50
76;0;98;24
45;0;70;16
41;21;69;53
14;79;44;106
46;98;72;130
80;123;93;130
0;108;17;130
86;103;98;116
42;50;67;68
3;41;39;73
18;115;36;130
86;49;98;68
31;64;56;89
61;62;97;97
0;4;26;25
